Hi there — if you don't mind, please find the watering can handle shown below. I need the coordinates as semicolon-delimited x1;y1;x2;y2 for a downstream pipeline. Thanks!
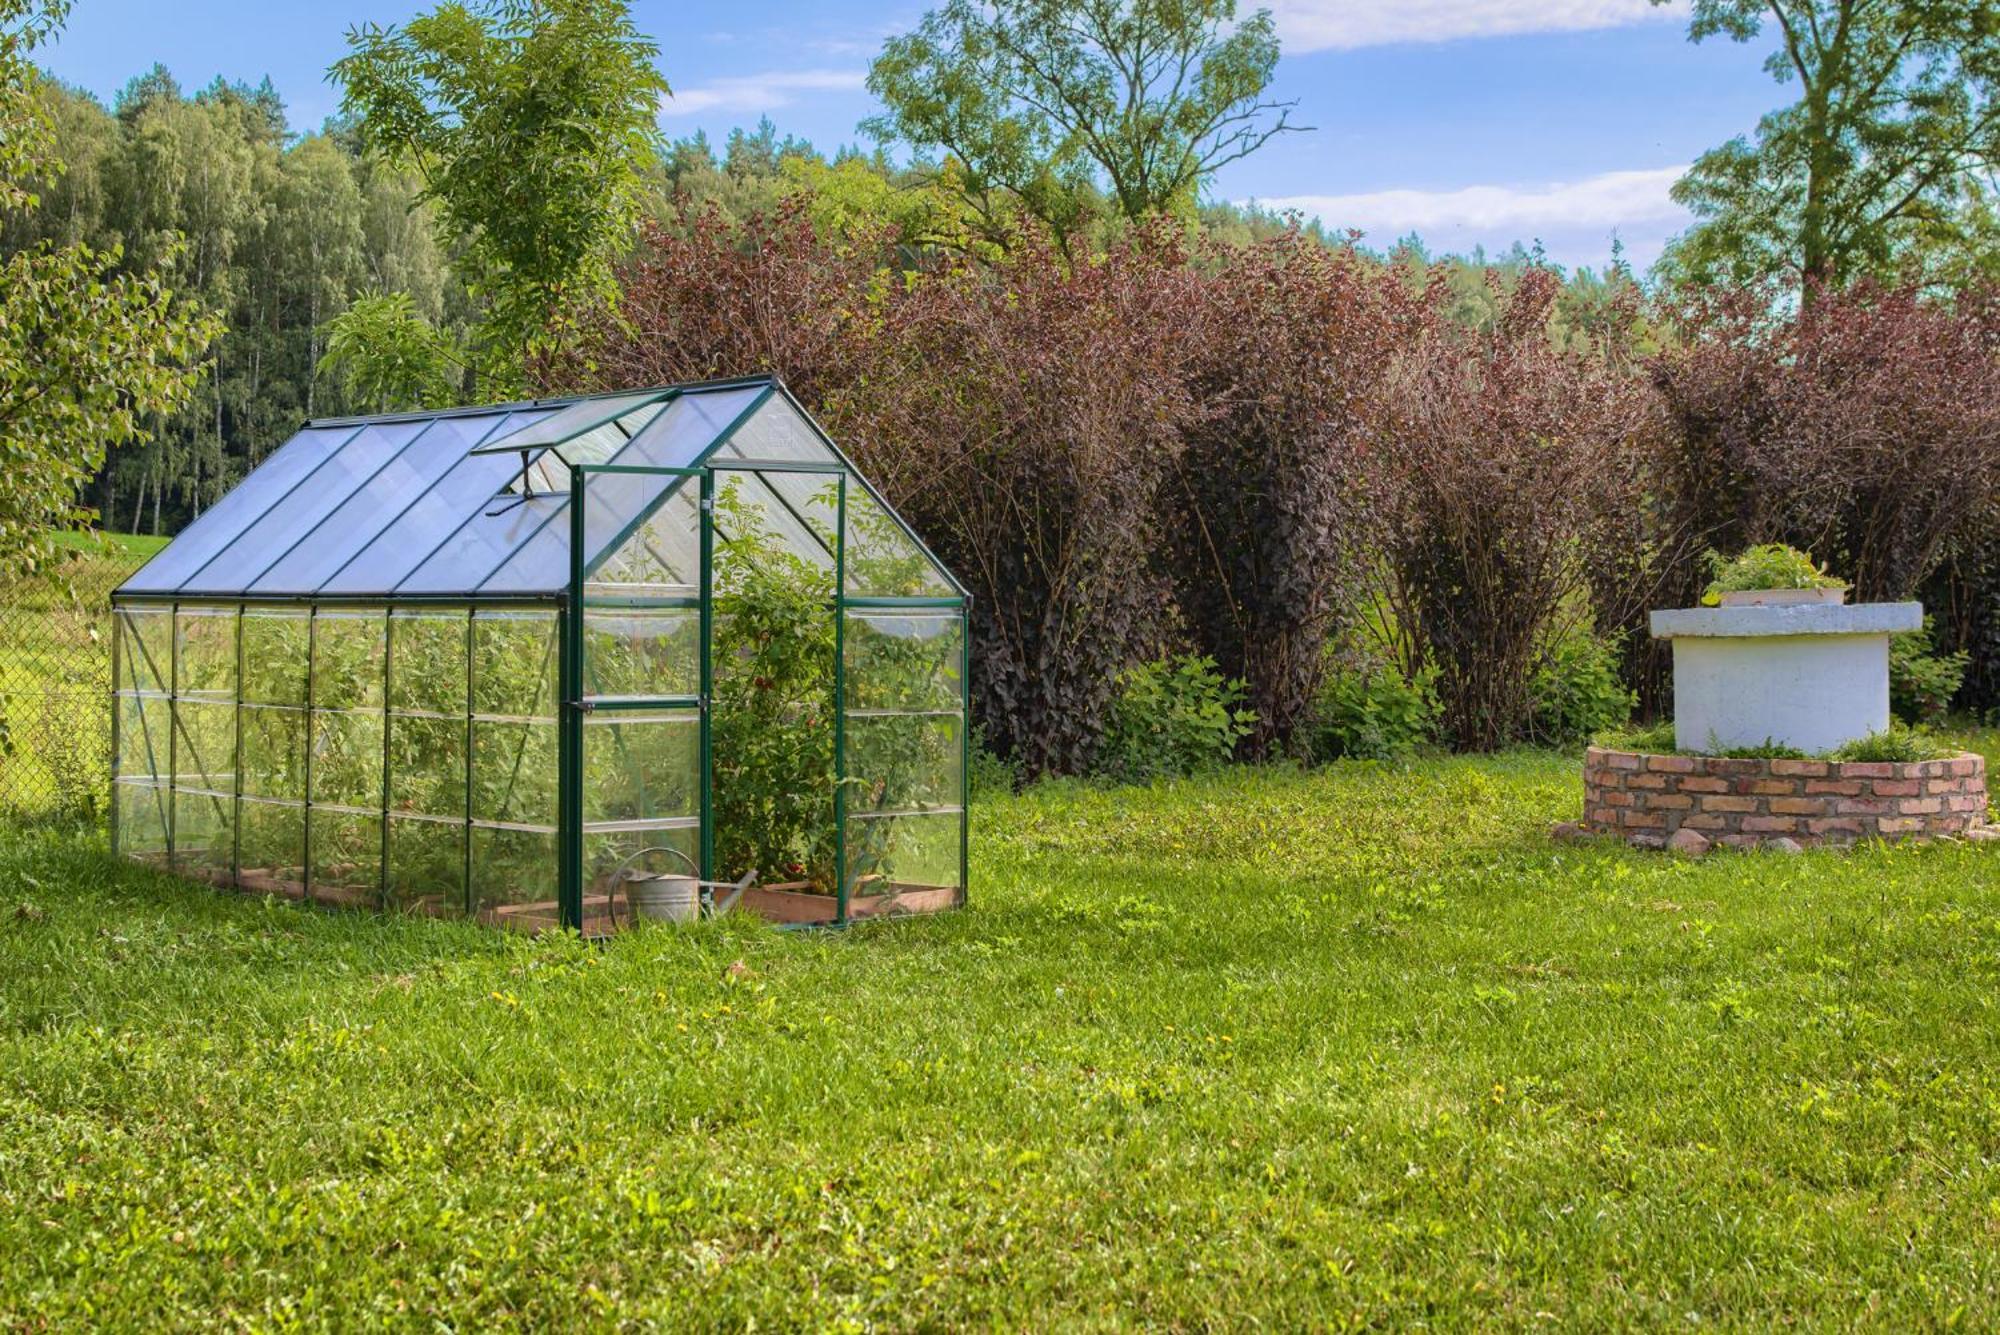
707;869;758;918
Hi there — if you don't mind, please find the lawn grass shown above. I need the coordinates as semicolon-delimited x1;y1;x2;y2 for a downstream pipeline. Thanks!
46;529;170;559
5;746;2000;1327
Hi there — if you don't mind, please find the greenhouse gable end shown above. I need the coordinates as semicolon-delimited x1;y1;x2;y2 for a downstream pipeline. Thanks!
112;375;970;935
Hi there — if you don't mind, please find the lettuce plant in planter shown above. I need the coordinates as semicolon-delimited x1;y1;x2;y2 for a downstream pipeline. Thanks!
1701;544;1847;607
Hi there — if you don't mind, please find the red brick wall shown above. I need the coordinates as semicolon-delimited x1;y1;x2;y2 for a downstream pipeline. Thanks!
1582;747;1989;848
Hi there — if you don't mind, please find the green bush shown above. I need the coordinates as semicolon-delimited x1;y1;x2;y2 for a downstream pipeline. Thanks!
1827;726;1955;764
1597;718;1954;763
1310;660;1440;761
967;725;1018;798
1890;619;1969;726
1096;655;1256;781
1707;738;1812;760
1528;631;1634;743
1701;544;1844;604
1592;719;1677;754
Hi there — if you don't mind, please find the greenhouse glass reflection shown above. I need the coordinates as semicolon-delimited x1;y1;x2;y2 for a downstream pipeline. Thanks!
112;376;970;935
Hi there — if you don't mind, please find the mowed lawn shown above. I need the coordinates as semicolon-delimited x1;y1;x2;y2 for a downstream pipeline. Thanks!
4;747;2000;1328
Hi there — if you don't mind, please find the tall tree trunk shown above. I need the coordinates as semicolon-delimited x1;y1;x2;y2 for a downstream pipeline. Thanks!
1798;0;1856;302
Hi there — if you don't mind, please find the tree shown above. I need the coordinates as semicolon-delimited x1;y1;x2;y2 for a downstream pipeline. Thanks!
1374;269;1651;751
1165;233;1403;756
318;292;463;413
0;0;218;573
844;232;1205;777
0;73;118;253
570;203;885;407
1;54;474;538
1657;0;2000;291
271;135;368;418
107;86;269;527
334;0;670;389
0;0;59;213
1648;281;2000;601
866;0;1300;252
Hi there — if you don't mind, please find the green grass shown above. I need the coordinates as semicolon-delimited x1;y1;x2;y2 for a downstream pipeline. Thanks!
6;747;2000;1326
1596;718;1964;763
46;529;169;559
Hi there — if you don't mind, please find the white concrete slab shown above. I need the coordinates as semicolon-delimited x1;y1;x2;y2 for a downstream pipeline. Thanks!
1651;602;1921;639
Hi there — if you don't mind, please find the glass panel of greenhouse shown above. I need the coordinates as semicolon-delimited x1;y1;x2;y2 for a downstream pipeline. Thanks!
112;375;969;934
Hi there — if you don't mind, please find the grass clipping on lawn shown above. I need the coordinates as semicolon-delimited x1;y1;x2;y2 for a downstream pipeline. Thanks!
3;738;2000;1326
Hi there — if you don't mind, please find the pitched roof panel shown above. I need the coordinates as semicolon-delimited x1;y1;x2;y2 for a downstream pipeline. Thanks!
248;410;522;595
120;424;364;594
112;376;964;604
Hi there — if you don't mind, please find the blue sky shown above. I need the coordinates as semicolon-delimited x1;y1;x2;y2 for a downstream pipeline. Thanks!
35;0;1784;272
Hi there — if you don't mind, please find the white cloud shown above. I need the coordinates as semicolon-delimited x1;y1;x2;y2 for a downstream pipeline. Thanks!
1268;0;1684;51
1252;165;1687;233
661;69;866;118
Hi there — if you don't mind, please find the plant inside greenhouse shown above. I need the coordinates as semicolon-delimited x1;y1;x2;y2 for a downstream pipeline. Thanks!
110;376;970;934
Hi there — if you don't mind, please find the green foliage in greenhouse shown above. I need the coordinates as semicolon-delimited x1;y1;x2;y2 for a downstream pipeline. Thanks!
710;479;838;889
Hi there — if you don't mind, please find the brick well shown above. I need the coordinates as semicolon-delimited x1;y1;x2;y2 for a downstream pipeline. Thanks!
1581;747;1989;849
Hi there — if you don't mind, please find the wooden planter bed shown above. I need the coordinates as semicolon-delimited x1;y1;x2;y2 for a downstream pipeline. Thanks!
156;862;955;933
738;880;959;924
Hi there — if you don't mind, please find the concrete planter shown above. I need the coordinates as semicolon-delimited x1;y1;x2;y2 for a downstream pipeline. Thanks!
1717;586;1845;608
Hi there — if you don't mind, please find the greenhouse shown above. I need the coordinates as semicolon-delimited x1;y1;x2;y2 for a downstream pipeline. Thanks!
110;375;970;935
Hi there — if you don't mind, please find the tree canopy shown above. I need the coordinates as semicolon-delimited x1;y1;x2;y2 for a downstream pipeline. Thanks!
866;0;1300;251
334;0;670;387
1658;0;2000;291
0;0;217;574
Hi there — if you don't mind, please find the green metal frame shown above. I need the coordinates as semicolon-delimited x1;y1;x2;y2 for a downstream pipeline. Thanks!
960;599;972;906
579;389;771;583
379;608;395;910
699;468;715;889
112;594;540;927
560;464;586;930
239;419;445;592
233;604;245;887
465;389;675;456
463;606;476;915
302;606;316;900
315;410;524;595
834;472;849;924
109;610;122;860
709;456;853;923
559;448;875;931
756;381;970;601
110;605;176;863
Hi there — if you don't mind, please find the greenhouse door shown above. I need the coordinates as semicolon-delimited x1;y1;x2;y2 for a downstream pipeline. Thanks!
566;463;707;936
701;459;846;921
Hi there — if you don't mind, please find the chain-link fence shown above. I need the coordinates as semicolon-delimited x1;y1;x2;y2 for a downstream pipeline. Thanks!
0;544;148;821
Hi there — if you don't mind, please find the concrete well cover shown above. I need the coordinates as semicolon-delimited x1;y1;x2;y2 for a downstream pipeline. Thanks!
1648;602;1922;754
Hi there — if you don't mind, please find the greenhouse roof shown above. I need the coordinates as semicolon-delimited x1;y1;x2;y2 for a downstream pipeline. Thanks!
116;375;958;601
